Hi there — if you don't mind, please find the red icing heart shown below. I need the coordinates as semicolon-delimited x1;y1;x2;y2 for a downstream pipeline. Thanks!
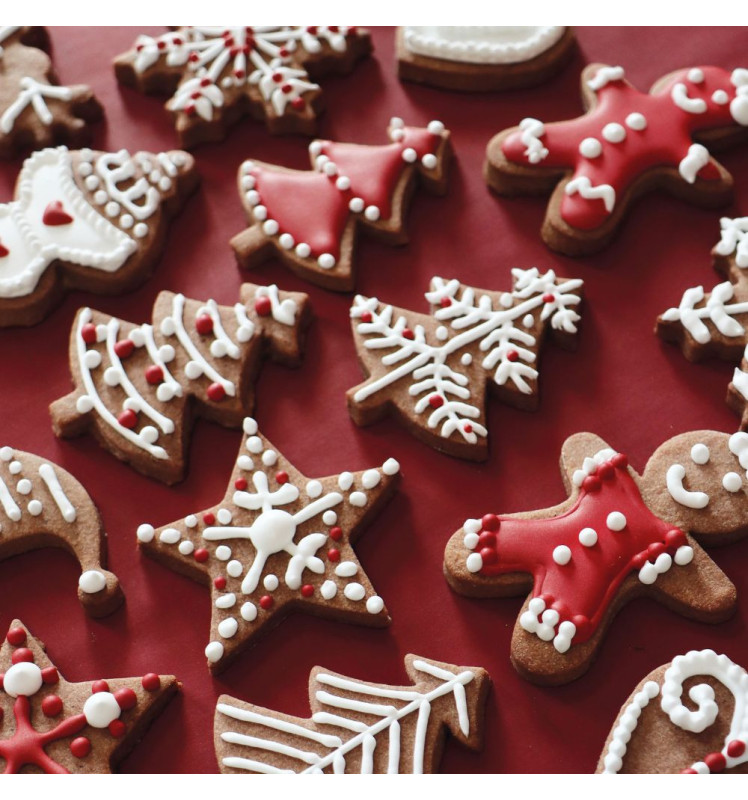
42;201;74;227
0;240;8;258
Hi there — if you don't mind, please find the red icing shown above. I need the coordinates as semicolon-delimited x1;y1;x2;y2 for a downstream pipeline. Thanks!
108;720;126;738
0;240;9;258
141;673;160;692
328;548;340;562
254;296;272;316
42;201;73;226
259;595;273;610
728;740;747;758
194;548;209;563
41;695;63;717
114;688;137;710
117;409;138;429
207;383;226;402
114;339;135;359
203;512;215;525
234;478;248;491
145;365;164;385
429;395;444;409
195;314;214;335
329;526;343;541
91;680;109;694
214;576;226;590
472;452;687;644
501;66;743;230
70;736;91;758
275;471;289;484
41;667;58;685
6;628;26;646
301;584;314;597
704;752;726;772
81;323;97;345
12;648;33;664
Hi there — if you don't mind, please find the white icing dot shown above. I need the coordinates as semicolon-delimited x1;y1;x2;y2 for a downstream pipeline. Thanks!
602;123;626;143
349;491;367;507
240;602;257;622
552;545;572;565
522;314;535;328
713;89;729;105
344;583;366;602
76;395;94;414
94;190;107;205
579;137;602;158
306;480;323;498
237;455;253;471
263;219;279;236
16;479;31;495
625;112;647;131
674;545;694;566
295;243;311;259
436;325;449;341
160;317;176;337
216;545;232;561
335;176;351;191
217;508;233;525
227;560;243;578
464;532;479;549
8;461;22;475
688;67;705;83
691;443;710;465
335;561;358;578
158;344;175;362
247;437;263;454
366;595;385;614
279;233;294;249
120;214;134;229
261;450;278;466
607;512;627;531
318;253;336;269
349;197;364;213
320;580;338;600
243;418;258;436
723;472;742;492
83;692;121;728
133;223;148;239
78;570;106;594
466;552;483;573
137;523;155;543
159;528;180;544
579;528;598;547
184;514;198;528
402;147;417;163
361;470;381;490
178;540;194;555
84;350;102;369
140;426;159;445
156;384;175;403
461;353;473;366
205;641;224;663
382;459;400;476
3;662;42;697
27;500;42;516
253;205;267;221
216;593;236;609
263;574;279;591
322;510;337;526
338;472;354;490
364;205;380;222
84;174;99;190
422;153;438;169
184;361;203;380
218;617;239;639
0;447;13;461
105;201;120;217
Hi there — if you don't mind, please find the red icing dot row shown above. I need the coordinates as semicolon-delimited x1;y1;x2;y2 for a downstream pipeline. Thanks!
203;512;215;525
328;548;340;562
42;667;58;685
109;719;126;738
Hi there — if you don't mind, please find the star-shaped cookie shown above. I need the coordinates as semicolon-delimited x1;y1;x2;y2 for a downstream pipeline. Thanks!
136;417;400;674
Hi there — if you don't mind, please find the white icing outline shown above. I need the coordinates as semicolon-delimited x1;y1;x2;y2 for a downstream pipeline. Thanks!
38;463;76;522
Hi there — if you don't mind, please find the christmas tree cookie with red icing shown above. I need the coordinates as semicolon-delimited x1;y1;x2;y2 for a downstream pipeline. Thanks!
114;27;372;148
444;430;748;685
598;649;748;774
485;63;748;255
0;446;122;617
214;654;490;773
0;620;178;773
136;417;400;674
348;268;583;460
0;27;103;159
230;117;451;291
0;145;198;327
49;283;310;484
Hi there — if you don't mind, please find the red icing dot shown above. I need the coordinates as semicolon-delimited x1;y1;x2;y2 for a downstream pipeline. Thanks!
482;514;500;532
207;382;226;402
463;423;473;434
476;532;496;550
108;719;126;738
11;648;33;664
582;475;601;492
306;26;318;34
359;311;372;323
188;53;198;63
665;529;686;549
214;576;227;590
291;97;305;110
727;739;746;758
234;69;246;79
42;695;63;717
479;547;497;565
647;542;666;560
203;512;215;525
281;84;293;95
195;314;214;335
681;768;698;774
254;296;272;316
156;40;166;50
0;674;4;690
81;323;97;344
328;548;340;562
329;526;343;541
631;552;648;570
439;297;452;308
705;752;726;772
276;471;289;484
259;595;273;610
6;627;26;646
41;667;58;685
141;673;160;692
173;37;183;46
597;463;614;481
402;328;415;340
117;409;138;430
200;77;211;87
329;26;339;32
92;680;109;694
114;339;135;359
145;365;164;385
114;688;137;711
301;584;314;597
185;103;196;116
428;395;444;409
194;548;209;563
506;350;519;362
542;293;555;303
272;72;283;84
234;477;248;491
70;737;91;758
190;91;202;100
612;453;628;469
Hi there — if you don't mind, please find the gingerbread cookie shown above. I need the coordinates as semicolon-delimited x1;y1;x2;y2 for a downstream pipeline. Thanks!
348;268;583;460
0;620;177;773
0;146;198;327
485;63;748;256
214;654;489;773
114;27;372;148
136;417;400;674
0;446;122;617
598;649;748;774
0;27;103;159
397;26;576;92
444;430;747;686
50;283;310;485
230;117;451;291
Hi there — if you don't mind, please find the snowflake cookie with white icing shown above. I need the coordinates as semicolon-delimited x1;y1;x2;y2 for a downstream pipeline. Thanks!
0;621;177;773
444;429;748;685
214;654;490;773
136;417;400;674
485;63;748;256
397;26;576;92
0;27;103;159
50;283;310;485
348;268;583;460
598;649;748;773
0;145;198;327
0;446;122;617
114;27;372;148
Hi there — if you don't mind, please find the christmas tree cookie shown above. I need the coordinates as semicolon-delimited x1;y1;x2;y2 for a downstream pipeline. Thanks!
50;283;310;484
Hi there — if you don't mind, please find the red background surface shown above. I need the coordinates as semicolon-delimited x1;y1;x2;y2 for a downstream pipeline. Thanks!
1;26;748;774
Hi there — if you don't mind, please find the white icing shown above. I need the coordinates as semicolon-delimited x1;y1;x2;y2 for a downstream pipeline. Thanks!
690;443;710;465
2;661;42;697
78;569;107;594
715;217;748;268
83;691;121;728
1;78;73;135
679;143;711;184
518;118;548;164
587;66;625;91
38;463;76;522
565;176;616;213
666;464;709;509
671;83;707;114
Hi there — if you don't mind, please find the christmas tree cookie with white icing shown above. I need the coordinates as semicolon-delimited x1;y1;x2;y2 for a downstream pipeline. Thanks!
231;117;451;291
136;417;400;674
397;26;576;92
348;268;583;460
0;620;178;773
114;27;372;148
0;145;198;327
0;27;103;159
598;649;748;773
0;446;122;617
49;283;310;484
485;63;748;255
214;654;490;773
444;429;748;685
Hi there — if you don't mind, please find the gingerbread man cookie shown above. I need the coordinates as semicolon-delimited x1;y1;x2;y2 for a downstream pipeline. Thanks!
0;27;103;159
0;621;178;773
0;146;198;327
215;654;489;773
444;430;748;685
231;117;451;291
50;283;310;484
0;446;122;617
136;417;400;674
485;63;748;255
114;27;372;148
348;268;583;460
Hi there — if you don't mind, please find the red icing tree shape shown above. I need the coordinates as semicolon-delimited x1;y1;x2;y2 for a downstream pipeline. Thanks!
348;268;583;461
230;118;451;291
0;27;103;159
136;417;400;674
0;446;122;617
50;282;309;484
214;654;489;773
114;27;372;148
0;621;177;773
486;63;748;255
444;430;747;685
